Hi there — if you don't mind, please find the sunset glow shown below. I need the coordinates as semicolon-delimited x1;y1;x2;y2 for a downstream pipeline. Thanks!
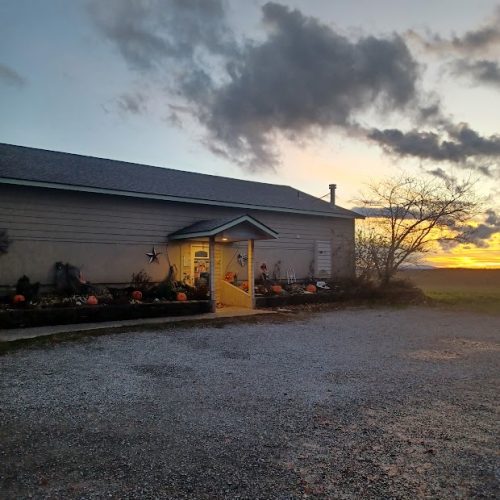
426;233;500;269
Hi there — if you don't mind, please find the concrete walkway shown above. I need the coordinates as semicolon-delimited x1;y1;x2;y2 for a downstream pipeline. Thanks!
0;306;276;342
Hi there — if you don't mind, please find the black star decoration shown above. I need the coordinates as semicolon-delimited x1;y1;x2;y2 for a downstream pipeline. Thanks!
146;246;162;264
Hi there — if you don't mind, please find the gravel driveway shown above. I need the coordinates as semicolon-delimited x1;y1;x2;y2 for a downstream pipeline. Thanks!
1;306;499;499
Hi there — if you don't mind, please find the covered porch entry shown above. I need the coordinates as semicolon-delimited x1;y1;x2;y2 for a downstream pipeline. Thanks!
169;215;278;312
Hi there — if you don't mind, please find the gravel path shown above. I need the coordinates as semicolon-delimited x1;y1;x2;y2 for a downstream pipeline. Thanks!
1;306;499;499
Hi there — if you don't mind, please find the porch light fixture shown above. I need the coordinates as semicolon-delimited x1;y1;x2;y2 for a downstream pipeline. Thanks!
221;237;229;241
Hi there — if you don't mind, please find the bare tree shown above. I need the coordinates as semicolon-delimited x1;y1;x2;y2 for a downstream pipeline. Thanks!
355;175;480;284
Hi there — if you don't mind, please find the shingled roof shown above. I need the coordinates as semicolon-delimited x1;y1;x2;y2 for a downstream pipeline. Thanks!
0;143;361;219
169;215;279;240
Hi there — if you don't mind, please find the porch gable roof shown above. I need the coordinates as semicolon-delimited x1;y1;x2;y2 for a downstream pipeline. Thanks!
168;214;278;241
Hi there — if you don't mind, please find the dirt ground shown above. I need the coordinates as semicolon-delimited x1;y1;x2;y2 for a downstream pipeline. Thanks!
1;306;499;499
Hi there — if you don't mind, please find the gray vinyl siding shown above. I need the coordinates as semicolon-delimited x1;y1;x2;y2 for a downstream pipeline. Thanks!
0;184;355;287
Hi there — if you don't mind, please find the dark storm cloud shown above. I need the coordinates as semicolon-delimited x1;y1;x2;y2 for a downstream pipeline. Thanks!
368;124;500;174
0;63;26;88
195;2;423;167
452;59;500;88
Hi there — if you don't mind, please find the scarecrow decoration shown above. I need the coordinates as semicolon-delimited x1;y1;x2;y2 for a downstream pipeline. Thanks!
237;253;248;267
146;246;162;264
260;262;269;281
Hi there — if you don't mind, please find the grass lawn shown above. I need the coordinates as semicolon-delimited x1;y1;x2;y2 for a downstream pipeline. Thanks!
424;289;500;314
399;269;500;315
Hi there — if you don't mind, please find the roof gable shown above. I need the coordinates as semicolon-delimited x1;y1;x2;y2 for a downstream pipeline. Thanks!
168;214;278;241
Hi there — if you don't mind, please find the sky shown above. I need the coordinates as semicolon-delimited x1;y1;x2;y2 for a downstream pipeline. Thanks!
0;0;499;268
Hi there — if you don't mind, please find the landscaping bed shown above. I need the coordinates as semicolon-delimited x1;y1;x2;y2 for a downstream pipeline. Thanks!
256;280;426;308
1;266;212;329
0;300;211;329
256;291;341;308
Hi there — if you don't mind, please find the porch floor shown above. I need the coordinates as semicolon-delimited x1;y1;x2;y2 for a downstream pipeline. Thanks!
0;306;276;343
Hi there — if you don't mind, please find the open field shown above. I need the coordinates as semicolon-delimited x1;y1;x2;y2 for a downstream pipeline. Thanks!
399;269;500;315
1;307;499;498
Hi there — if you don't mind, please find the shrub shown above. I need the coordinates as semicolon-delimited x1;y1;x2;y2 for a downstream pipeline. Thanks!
16;275;40;302
130;270;152;291
154;281;176;300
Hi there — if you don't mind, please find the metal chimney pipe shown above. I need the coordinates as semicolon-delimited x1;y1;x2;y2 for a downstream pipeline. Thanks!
329;184;337;206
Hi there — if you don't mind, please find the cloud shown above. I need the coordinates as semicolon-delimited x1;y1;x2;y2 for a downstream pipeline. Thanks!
485;209;499;226
428;167;456;183
368;124;500;175
89;1;426;168
465;210;500;247
355;192;500;249
451;59;500;89
438;207;500;249
116;91;147;114
88;1;500;173
88;0;235;71
407;7;500;92
0;63;26;88
350;206;392;218
408;6;500;56
198;2;426;168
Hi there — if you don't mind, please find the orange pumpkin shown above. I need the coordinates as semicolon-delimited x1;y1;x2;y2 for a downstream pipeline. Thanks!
87;295;98;305
271;285;283;294
12;294;26;304
176;292;187;301
240;281;249;292
306;284;317;293
131;290;143;300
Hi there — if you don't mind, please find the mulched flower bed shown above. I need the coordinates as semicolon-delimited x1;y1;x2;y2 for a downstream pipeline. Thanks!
0;300;211;329
0;279;425;329
256;280;426;308
256;292;342;308
0;274;212;329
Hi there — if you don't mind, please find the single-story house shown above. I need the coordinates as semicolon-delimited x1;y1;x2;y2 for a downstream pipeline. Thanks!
0;143;362;310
